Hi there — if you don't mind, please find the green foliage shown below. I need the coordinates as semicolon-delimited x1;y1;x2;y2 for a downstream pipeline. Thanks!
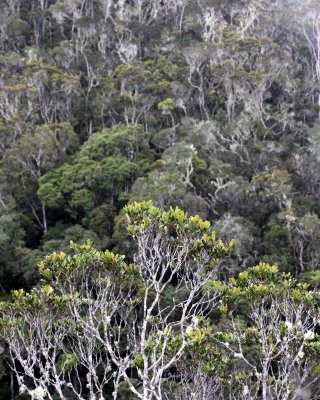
38;124;154;218
3;123;78;200
299;270;320;288
1;0;320;395
205;262;320;398
0;213;25;291
158;98;175;112
37;240;135;283
0;205;319;398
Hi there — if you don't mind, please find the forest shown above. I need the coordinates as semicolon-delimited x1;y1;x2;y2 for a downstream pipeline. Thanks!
0;0;319;398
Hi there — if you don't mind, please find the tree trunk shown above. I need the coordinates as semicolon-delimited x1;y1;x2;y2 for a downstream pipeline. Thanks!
10;371;14;400
42;202;47;232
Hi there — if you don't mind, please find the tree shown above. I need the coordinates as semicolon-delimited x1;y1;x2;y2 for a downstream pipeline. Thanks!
130;143;209;218
0;201;233;400
38;124;153;221
209;262;320;400
3;122;78;232
288;212;320;273
0;213;25;292
298;0;320;117
0;203;320;399
1;0;320;395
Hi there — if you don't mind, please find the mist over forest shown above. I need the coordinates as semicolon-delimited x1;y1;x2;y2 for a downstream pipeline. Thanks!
0;0;319;398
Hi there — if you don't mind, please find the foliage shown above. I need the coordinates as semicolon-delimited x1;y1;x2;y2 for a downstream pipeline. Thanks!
0;0;320;396
0;204;319;399
0;202;234;399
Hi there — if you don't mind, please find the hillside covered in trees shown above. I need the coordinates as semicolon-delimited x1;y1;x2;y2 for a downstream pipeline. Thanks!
0;0;320;398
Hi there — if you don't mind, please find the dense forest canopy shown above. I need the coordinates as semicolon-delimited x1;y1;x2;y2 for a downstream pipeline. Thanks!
0;0;319;398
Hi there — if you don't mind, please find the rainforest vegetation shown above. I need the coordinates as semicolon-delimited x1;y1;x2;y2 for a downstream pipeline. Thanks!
0;0;319;398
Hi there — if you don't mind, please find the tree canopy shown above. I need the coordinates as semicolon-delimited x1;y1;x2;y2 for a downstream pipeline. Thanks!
0;0;320;397
1;202;319;400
